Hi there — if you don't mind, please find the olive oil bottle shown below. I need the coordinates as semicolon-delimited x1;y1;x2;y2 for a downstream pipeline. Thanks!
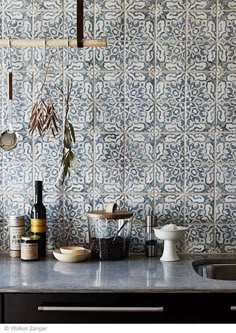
30;181;47;257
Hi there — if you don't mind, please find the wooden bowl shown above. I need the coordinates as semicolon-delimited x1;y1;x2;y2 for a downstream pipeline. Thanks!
53;248;91;263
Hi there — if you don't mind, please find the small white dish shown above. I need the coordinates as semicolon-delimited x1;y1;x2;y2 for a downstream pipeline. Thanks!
60;246;86;255
53;248;91;263
153;226;188;262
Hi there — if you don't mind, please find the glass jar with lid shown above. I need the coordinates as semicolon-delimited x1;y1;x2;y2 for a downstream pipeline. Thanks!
86;203;133;260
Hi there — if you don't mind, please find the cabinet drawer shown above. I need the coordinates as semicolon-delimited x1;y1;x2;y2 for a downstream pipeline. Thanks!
4;293;167;323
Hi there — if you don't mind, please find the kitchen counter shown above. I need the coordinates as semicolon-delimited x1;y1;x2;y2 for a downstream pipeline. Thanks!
1;254;236;293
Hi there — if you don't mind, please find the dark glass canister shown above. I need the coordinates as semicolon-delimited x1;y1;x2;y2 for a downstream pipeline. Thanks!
86;203;133;261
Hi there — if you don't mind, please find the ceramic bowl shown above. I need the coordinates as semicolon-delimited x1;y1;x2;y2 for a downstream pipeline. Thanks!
60;246;86;255
153;226;188;241
53;248;91;263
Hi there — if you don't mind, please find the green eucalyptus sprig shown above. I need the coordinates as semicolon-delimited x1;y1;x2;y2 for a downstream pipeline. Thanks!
59;80;77;183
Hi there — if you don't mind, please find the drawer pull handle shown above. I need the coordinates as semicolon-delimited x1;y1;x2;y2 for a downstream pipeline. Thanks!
38;306;164;313
230;306;236;311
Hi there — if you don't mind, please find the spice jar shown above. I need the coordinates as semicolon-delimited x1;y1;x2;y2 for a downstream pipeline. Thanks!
21;235;40;261
86;203;133;261
8;215;25;258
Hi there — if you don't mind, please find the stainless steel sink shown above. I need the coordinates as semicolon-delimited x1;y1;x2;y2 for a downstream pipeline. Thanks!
193;259;236;281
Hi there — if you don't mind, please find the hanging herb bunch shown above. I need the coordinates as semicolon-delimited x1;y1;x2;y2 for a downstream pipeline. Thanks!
28;57;59;138
59;79;77;183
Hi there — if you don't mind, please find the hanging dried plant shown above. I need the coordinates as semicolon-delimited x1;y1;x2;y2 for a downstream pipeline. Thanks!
59;80;77;183
28;57;59;138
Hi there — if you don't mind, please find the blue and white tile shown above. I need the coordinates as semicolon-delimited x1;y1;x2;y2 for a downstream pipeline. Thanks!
95;72;124;104
130;220;145;254
63;220;90;248
34;0;62;10
95;102;124;132
216;133;236;163
186;72;216;131
219;0;236;10
33;11;64;38
95;42;124;71
125;102;154;132
95;133;125;164
95;162;124;193
126;11;155;42
3;133;32;193
63;193;93;222
125;43;154;71
125;72;154;105
97;0;124;10
156;133;184;164
156;11;186;71
2;48;33;72
64;0;77;11
2;72;33;132
218;12;236;71
185;195;214;224
94;193;125;210
34;136;63;193
187;12;216;71
216;194;236;224
3;192;31;218
187;0;216;10
0;195;3;222
0;224;9;253
155;72;185;131
47;221;64;252
3;0;32;10
216;164;236;193
63;48;93;72
96;11;125;41
155;194;185;225
159;0;185;10
32;48;64;73
3;11;33;39
44;193;63;221
125;133;154;164
185;224;214;253
64;10;94;39
217;73;236;131
215;224;236;253
156;163;185;193
125;194;154;221
125;162;154;193
185;164;215;193
125;0;155;11
185;133;214;164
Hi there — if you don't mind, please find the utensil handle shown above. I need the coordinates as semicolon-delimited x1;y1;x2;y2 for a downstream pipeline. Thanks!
38;306;164;313
8;72;13;100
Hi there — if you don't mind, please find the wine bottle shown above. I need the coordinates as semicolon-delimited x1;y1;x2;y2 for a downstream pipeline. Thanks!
30;181;47;257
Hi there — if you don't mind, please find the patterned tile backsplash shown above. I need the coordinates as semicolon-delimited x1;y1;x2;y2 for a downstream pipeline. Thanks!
0;0;236;254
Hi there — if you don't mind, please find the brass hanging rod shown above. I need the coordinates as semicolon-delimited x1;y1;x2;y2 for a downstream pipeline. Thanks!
0;39;107;48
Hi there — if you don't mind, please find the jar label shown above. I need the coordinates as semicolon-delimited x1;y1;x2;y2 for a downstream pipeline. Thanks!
21;243;38;260
31;219;46;233
9;227;25;251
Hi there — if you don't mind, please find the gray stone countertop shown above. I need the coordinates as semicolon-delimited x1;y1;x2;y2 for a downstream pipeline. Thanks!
1;254;236;293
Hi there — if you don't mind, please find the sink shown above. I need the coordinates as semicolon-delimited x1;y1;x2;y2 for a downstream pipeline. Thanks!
193;259;236;281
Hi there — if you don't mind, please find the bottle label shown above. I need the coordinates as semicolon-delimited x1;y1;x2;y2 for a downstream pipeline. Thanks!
9;227;25;251
31;219;46;233
21;243;38;260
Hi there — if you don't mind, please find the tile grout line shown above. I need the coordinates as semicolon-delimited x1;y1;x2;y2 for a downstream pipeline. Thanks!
183;0;189;253
123;1;127;208
93;0;96;210
213;0;219;252
153;0;157;216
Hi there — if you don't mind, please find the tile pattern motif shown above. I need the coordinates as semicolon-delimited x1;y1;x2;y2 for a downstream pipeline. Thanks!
0;0;236;254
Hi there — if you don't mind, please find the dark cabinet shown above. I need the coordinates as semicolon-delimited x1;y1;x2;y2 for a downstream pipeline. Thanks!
4;292;236;323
